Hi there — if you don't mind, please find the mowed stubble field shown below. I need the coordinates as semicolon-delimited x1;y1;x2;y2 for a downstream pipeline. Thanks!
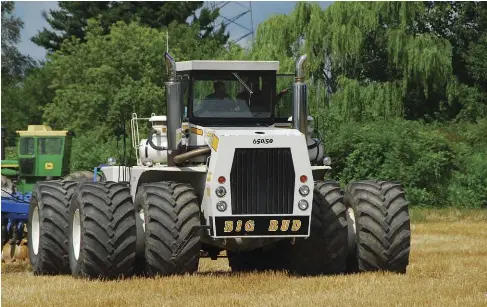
2;209;487;307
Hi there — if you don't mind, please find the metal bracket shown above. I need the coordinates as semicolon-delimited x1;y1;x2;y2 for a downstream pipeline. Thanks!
171;225;211;260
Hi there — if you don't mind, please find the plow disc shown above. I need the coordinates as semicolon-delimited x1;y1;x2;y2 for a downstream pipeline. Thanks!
2;239;29;263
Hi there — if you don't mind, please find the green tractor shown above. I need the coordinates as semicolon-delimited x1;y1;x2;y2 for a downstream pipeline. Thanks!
1;125;100;195
1;125;99;263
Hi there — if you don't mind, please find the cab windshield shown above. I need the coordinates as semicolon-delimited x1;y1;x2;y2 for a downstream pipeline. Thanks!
191;71;276;119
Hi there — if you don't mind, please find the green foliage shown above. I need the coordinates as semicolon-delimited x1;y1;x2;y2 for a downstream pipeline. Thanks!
68;130;131;172
32;1;229;53
43;20;222;137
1;1;35;85
2;1;487;209
322;118;487;208
1;1;37;146
323;119;456;206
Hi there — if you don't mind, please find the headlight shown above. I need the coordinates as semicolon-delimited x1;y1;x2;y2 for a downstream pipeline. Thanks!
323;156;331;166
299;185;310;196
298;199;309;210
107;157;117;166
215;186;226;197
216;201;227;212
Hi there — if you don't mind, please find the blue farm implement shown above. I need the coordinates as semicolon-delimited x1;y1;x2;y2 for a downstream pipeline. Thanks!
1;192;30;262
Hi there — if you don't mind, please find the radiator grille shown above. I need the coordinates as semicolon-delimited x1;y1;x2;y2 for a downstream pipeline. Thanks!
230;148;295;215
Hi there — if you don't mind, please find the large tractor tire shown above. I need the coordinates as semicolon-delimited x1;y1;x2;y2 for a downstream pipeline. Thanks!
284;180;349;275
63;171;101;182
28;181;78;275
344;180;411;274
1;175;14;196
68;181;137;278
134;181;201;276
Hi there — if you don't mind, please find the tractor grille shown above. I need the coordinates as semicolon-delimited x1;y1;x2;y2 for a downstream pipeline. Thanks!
230;148;295;215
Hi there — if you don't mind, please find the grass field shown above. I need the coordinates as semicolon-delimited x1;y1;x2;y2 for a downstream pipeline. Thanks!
2;208;487;307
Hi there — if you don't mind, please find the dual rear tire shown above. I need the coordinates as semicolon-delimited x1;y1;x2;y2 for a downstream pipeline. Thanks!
344;180;411;273
29;181;137;278
134;182;201;276
28;180;201;278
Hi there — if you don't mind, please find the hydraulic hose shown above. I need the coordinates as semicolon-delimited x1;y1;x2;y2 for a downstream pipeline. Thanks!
147;128;166;151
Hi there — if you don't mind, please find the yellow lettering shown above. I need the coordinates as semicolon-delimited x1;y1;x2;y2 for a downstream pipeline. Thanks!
280;220;290;231
291;220;302;231
245;220;255;232
235;220;242;232
224;221;233;233
268;220;278;231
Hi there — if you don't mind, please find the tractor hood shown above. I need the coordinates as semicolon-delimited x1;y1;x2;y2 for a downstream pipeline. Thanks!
203;127;304;151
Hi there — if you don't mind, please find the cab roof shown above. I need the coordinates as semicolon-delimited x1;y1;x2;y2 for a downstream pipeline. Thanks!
175;60;279;72
16;125;70;137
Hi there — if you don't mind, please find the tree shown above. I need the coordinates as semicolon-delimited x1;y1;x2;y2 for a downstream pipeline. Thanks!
41;20;225;170
1;1;37;145
249;2;458;122
1;1;35;85
32;1;229;53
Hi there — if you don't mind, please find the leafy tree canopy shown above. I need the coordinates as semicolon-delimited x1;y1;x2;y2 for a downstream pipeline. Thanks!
250;2;487;123
1;1;35;85
32;1;229;53
42;19;224;139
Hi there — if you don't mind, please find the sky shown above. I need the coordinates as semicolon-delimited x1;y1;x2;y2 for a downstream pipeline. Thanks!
12;1;332;61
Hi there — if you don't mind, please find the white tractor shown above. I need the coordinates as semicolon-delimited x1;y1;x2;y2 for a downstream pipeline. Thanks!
27;53;411;278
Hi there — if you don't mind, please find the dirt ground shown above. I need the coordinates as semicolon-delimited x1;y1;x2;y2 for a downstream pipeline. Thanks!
2;208;487;307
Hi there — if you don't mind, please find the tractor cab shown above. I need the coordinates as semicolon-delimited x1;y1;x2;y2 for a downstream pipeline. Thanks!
14;125;73;192
176;60;284;127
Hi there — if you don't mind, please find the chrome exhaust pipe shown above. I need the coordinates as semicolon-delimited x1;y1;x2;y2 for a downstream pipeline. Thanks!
164;52;182;155
292;54;308;137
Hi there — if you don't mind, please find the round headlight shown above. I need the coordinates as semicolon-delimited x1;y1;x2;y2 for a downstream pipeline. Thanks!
216;201;227;212
215;186;226;198
107;157;117;166
298;199;309;211
323;156;332;166
299;185;310;196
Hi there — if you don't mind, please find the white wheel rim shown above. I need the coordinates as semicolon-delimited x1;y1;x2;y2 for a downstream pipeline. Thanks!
139;209;145;232
346;207;357;251
347;207;356;233
72;209;81;261
32;207;40;255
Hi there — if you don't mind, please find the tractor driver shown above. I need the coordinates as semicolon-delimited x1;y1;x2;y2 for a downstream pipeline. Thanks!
205;81;232;100
196;81;236;115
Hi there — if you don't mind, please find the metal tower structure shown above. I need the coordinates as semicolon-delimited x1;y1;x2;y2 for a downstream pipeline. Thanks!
206;1;254;45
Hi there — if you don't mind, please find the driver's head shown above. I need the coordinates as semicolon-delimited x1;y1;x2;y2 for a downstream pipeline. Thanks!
213;81;226;98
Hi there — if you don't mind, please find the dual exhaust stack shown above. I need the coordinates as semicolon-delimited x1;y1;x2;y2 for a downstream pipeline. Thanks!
163;52;309;165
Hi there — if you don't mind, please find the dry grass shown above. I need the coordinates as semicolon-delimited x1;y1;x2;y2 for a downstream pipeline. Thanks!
2;209;487;307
